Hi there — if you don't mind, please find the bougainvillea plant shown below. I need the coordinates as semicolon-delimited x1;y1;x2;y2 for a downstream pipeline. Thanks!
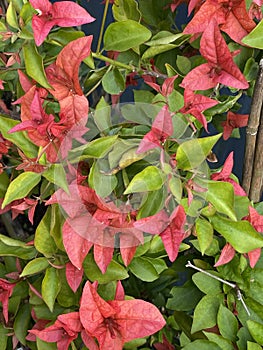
0;0;263;349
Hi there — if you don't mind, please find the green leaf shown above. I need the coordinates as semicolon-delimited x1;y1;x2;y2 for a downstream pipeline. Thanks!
0;115;38;158
104;20;152;51
42;164;69;194
42;267;61;312
195;218;214;255
191;294;223;333
192;271;222;295
217;304;238;342
94;97;112;131
23;42;51;89
0;323;9;350
169;175;183;202
0;172;10;198
102;68;125;94
124;166;165;194
203;333;235;350
6;1;19;29
50;203;65;251
243;58;259;82
57;269;80;307
68;135;118;161
112;0;141;22
204;93;242;117
47;29;85;46
0;234;36;259
20;257;50;277
176;55;191;75
36;338;57;350
247;341;263;350
35;207;57;258
242;21;263;49
182;340;222;350
167;281;203;311
247;320;263;345
146;31;190;46
142;44;176;60
137;187;166;218
89;160;117;197
83;254;129;283
176;134;222;170
128;256;161;282
2;171;41;208
210;215;263;253
13;303;31;345
205;181;236;221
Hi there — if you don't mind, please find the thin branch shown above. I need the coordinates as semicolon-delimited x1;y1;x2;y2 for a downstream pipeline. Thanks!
96;0;110;54
242;59;263;195
248;104;263;202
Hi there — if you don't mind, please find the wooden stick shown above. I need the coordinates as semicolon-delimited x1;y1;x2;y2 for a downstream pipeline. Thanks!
242;59;263;195
249;105;263;202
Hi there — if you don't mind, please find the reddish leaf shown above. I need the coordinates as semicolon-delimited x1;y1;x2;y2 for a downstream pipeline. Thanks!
160;205;186;262
248;206;263;233
114;281;125;301
94;244;114;274
214;243;236;267
45;36;92;125
0;279;15;323
247;248;261;268
222;111;249;140
28;312;82;350
81;330;99;350
154;334;175;350
30;0;95;46
65;262;83;292
211;151;247;196
63;220;93;270
146;75;178;97
183;0;256;44
134;210;169;234
137;105;173;153
79;281;166;350
180;89;218;131
181;19;249;90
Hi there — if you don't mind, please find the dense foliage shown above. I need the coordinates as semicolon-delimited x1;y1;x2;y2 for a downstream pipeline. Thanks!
0;0;263;349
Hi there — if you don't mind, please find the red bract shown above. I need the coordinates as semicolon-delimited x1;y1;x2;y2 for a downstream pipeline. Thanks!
29;0;95;46
160;205;187;262
154;334;175;350
47;184;143;272
134;210;170;234
28;312;83;350
181;19;249;91
222;111;249;140
137;105;174;153
0;278;15;323
10;198;38;225
179;89;218;131
146;75;178;98
79;281;166;350
45;36;92;126
65;262;83;293
183;0;256;44
0;134;12;159
214;242;236;267
211;151;246;196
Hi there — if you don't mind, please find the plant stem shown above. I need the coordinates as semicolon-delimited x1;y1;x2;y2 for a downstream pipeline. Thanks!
92;52;135;71
248;106;263;202
242;59;263;196
96;0;110;54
